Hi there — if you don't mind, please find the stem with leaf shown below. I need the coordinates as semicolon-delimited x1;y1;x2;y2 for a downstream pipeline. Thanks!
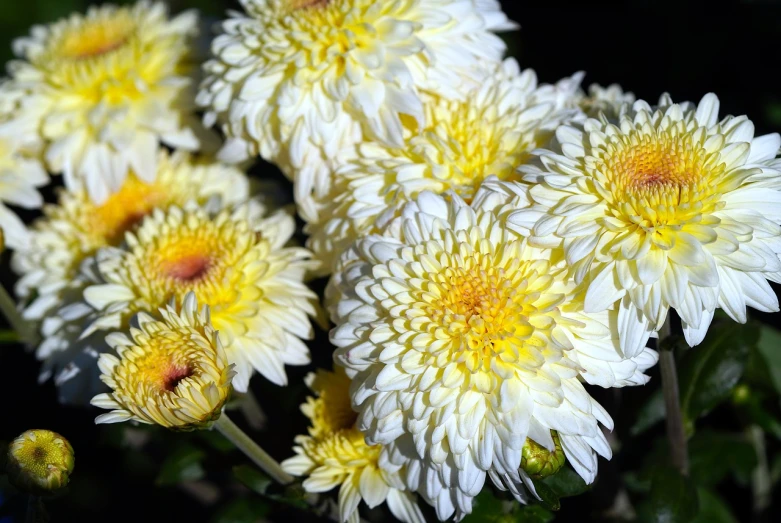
0;283;35;346
214;413;294;485
658;316;689;475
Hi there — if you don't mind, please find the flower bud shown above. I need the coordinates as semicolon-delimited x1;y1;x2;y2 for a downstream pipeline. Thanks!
520;431;565;479
7;430;74;494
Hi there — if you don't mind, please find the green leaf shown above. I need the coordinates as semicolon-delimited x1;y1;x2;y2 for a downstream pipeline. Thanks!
156;443;206;486
632;390;667;436
756;325;781;394
516;505;555;523
232;466;308;510
688;430;757;487
691;488;737;523
463;489;505;522
211;497;270;523
540;466;590;499
637;467;699;523
463;489;555;523
530;480;560;512
679;321;757;422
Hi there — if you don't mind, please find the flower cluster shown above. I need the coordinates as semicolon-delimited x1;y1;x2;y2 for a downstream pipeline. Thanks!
0;1;779;522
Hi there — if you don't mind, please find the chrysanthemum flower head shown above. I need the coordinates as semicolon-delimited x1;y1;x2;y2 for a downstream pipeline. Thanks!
0;132;48;249
91;292;234;430
308;59;583;273
1;1;211;203
7;429;75;494
13;150;249;324
82;201;319;391
282;367;425;523
11;152;249;402
330;190;657;519
198;0;516;221
513;93;781;347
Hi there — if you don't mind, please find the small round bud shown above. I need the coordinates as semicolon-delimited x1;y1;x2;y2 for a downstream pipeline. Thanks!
520;431;566;480
6;430;75;494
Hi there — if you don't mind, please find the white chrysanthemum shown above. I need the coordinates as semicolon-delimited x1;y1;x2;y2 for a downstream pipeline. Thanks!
307;59;583;273
80;202;319;391
329;190;657;520
282;367;425;523
1;1;211;203
0;133;48;249
513;93;781;347
198;0;516;221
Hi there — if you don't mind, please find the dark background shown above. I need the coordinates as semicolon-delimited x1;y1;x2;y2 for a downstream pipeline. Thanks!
2;1;781;522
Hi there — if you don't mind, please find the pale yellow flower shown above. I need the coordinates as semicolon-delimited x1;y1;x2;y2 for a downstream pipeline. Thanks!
330;190;657;519
0;133;48;250
198;0;516;222
282;368;424;523
1;1;210;203
513;93;781;347
307;59;582;273
91;293;234;430
82;201;319;390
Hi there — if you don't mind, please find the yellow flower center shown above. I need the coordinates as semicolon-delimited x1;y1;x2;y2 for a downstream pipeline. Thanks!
418;241;561;383
305;369;358;438
135;347;195;392
93;175;167;245
594;130;727;235
9;431;72;481
59;15;134;60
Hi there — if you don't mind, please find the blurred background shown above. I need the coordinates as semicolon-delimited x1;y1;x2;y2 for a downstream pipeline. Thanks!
2;1;781;522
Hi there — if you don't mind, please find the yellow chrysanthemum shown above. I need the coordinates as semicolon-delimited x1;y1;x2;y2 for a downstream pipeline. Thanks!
330;190;657;520
282;368;424;523
91;293;234;430
6;429;75;494
0;132;48;250
198;0;516;222
1;1;210;203
513;93;781;347
307;59;582;273
82;201;318;391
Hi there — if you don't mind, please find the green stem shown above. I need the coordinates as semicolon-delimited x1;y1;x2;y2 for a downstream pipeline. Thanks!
214;413;294;485
658;316;689;475
0;283;35;346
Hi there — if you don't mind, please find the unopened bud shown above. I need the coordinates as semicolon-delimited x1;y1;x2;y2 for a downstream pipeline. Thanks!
7;430;75;494
521;430;565;479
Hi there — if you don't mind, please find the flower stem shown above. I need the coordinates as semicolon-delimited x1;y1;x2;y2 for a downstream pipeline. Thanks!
25;495;41;523
0;283;35;346
214;413;294;485
658;317;689;475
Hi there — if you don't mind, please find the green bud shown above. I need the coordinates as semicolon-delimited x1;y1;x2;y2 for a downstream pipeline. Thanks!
6;430;75;494
520;431;565;480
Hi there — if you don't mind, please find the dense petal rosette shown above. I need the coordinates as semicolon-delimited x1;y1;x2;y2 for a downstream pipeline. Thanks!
91;293;234;430
282;368;425;523
307;59;583;273
1;1;211;203
512;93;781;347
329;190;657;519
197;0;516;221
77;201;319;392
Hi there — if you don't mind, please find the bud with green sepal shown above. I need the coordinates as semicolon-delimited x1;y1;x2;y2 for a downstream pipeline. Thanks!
521;430;566;479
